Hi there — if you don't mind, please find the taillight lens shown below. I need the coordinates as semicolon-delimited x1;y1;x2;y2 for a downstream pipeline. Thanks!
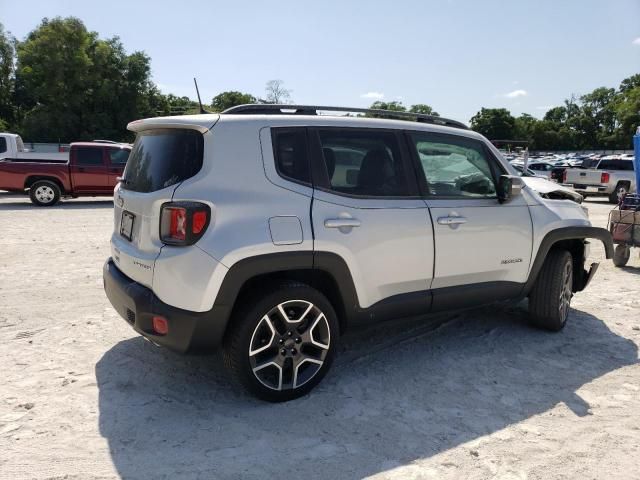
601;172;610;184
563;170;567;183
160;202;210;246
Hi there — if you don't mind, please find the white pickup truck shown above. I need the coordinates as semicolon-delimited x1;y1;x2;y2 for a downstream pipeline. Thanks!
562;155;636;203
0;133;68;162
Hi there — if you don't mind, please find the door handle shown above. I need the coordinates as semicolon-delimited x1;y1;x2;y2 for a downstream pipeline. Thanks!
437;216;467;226
324;218;361;228
77;167;85;173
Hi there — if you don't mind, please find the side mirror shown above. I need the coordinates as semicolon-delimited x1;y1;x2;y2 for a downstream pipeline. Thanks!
498;175;523;203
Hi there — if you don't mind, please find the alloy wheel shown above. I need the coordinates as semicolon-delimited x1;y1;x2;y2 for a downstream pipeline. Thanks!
248;300;331;391
558;260;573;322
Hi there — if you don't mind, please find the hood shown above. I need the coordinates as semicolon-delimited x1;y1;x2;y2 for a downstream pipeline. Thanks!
522;176;583;203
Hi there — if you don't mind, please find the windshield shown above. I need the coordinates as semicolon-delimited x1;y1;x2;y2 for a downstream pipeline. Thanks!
122;129;204;193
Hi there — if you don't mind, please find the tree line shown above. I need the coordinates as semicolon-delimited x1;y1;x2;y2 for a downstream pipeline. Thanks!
0;17;638;149
470;76;640;151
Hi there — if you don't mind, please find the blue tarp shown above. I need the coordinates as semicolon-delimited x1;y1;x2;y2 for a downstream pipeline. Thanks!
635;128;640;191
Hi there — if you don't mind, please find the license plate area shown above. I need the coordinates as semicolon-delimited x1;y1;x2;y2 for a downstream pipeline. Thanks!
586;186;599;192
120;211;135;241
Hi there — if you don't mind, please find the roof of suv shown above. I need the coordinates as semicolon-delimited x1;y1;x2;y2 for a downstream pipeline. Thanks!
128;111;484;142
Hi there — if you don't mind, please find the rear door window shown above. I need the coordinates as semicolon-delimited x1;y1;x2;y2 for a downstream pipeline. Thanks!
316;129;413;197
122;129;204;193
76;147;104;166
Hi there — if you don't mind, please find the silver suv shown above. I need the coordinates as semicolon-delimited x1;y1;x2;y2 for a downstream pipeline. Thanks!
103;105;613;401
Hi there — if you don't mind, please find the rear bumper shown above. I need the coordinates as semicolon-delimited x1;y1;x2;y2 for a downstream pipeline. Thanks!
103;258;230;353
562;183;610;195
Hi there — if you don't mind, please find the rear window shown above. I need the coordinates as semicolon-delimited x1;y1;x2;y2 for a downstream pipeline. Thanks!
0;137;6;154
580;158;598;169
122;129;204;193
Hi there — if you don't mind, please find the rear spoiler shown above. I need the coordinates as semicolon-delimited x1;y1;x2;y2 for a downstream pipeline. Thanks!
127;115;219;134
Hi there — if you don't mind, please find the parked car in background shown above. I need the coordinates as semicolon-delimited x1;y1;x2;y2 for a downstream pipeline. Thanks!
563;156;636;203
551;162;572;182
511;163;545;178
0;140;131;206
525;161;554;179
0;132;68;162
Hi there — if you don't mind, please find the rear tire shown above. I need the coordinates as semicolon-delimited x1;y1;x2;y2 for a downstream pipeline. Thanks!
29;180;61;206
608;182;629;204
528;249;573;331
223;282;339;402
612;244;630;267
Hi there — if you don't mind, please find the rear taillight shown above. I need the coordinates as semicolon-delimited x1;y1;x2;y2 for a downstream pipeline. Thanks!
563;170;567;183
601;172;610;184
160;202;211;246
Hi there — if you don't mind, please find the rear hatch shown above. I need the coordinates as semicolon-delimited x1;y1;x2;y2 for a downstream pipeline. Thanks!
111;118;216;287
565;162;603;186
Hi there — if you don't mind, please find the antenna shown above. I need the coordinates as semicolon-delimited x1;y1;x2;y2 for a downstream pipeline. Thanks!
193;77;206;114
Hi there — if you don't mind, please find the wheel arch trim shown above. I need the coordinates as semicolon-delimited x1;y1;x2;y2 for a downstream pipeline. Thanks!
523;226;613;296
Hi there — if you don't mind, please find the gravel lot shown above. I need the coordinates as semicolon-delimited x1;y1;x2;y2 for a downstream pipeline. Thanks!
0;192;639;480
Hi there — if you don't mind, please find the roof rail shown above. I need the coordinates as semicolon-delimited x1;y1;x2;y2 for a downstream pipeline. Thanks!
221;104;468;130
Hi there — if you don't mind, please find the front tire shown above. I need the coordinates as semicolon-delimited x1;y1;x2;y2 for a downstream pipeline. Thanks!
223;283;339;402
528;249;573;331
612;244;630;267
29;180;61;206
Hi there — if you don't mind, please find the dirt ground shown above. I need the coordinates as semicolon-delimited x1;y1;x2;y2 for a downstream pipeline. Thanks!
0;192;639;480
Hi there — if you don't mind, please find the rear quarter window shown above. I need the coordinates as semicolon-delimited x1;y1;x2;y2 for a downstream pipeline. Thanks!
0;137;6;154
122;129;204;193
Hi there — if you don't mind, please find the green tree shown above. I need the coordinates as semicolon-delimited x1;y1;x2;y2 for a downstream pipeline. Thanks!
211;91;256;112
612;79;640;147
369;100;406;111
157;94;199;116
14;17;161;142
619;74;640;93
513;113;538;145
0;23;15;129
469;108;516;140
543;106;567;124
409;104;439;116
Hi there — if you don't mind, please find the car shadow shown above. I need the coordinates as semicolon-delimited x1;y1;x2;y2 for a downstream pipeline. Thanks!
96;305;637;479
620;265;640;274
0;192;113;210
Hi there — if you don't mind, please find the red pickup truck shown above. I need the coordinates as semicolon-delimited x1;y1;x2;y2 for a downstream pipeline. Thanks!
0;141;131;206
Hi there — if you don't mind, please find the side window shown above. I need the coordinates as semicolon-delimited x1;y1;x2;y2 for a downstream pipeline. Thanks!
615;160;633;171
0;137;6;154
109;148;130;165
409;132;498;198
317;129;411;197
272;128;310;185
76;147;104;166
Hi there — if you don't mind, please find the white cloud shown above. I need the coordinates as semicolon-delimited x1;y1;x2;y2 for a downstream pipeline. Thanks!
503;89;528;98
536;105;556;110
632;37;640;46
360;91;384;100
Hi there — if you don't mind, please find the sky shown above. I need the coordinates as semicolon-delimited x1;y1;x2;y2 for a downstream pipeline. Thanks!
1;0;639;122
